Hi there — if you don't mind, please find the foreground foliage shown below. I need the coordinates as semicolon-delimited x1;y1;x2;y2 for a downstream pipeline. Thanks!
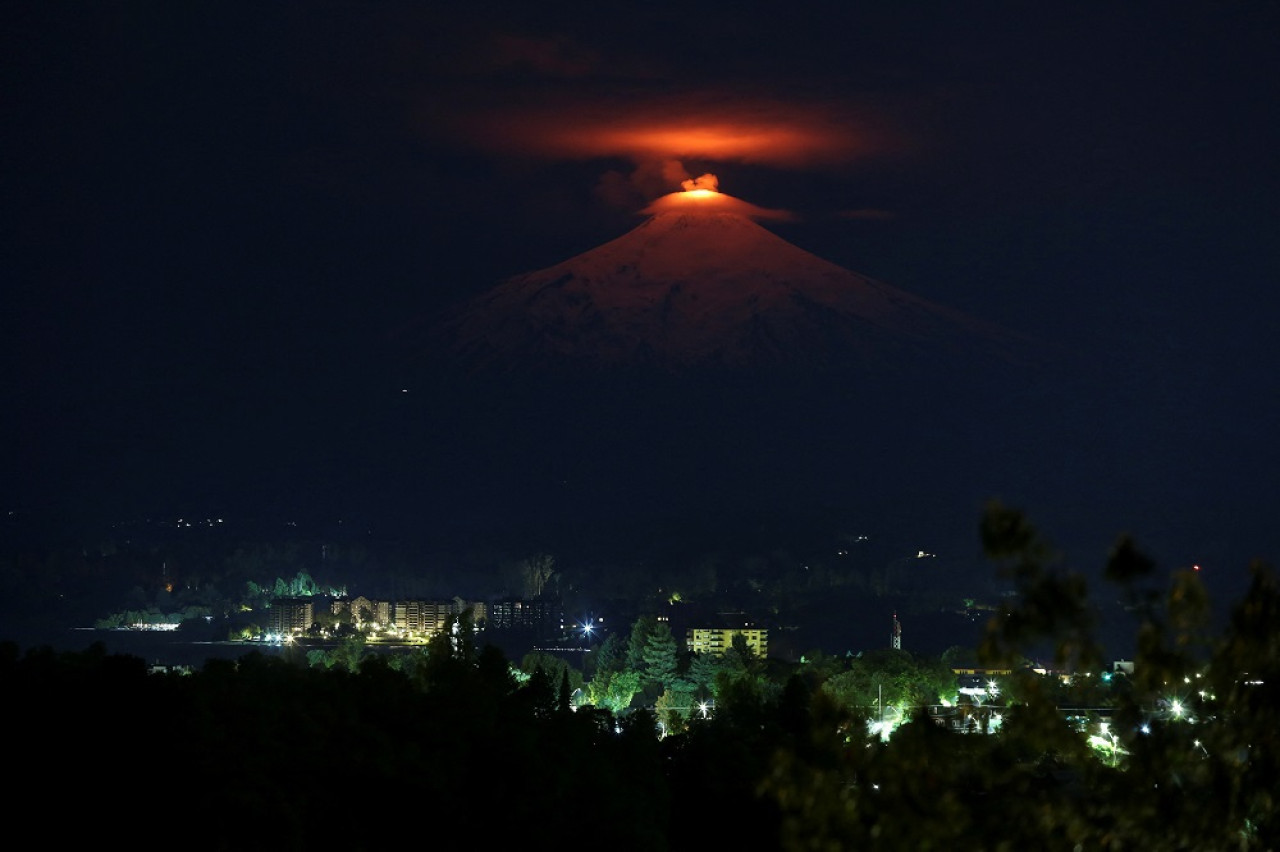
4;504;1276;851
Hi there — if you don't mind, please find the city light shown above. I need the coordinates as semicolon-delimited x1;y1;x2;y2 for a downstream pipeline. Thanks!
1088;724;1124;767
577;615;603;639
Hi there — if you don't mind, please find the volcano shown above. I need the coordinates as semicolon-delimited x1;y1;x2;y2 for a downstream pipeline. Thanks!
431;189;1031;374
373;188;1061;548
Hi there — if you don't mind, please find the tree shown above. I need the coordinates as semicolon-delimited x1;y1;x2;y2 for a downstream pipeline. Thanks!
558;668;572;714
330;633;367;673
642;621;679;691
656;681;700;733
794;650;844;691
519;651;582;695
940;644;979;671
688;652;724;696
765;502;1280;850
587;670;641;715
591;632;625;681
729;632;765;676
519;553;556;599
518;665;557;719
626;614;659;672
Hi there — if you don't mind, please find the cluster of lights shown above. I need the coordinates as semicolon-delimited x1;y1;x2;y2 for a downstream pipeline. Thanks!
867;704;910;742
171;517;224;528
1087;721;1126;767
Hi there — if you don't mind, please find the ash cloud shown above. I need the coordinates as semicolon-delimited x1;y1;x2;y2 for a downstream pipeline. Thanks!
595;159;693;209
681;173;719;192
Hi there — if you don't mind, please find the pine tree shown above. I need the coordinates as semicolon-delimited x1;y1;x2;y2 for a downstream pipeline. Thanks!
642;622;679;690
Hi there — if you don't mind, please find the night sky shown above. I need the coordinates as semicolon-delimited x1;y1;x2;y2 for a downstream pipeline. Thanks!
6;3;1279;604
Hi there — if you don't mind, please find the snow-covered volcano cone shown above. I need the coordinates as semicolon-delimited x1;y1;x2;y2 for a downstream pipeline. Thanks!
432;187;1031;374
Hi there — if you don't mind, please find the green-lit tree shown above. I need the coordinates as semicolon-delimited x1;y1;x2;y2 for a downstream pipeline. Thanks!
729;631;765;676
587;669;641;714
763;500;1280;850
520;651;582;695
642;621;680;691
330;632;367;673
688;651;724;696
626;614;659;672
656;680;700;733
590;632;625;681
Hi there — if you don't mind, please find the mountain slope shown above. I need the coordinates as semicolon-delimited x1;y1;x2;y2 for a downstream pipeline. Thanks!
431;194;1032;374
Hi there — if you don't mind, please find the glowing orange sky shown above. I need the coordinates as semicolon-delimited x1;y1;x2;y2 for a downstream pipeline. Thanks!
443;93;894;169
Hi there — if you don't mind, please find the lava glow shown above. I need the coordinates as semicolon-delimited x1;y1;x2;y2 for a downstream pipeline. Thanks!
639;182;795;221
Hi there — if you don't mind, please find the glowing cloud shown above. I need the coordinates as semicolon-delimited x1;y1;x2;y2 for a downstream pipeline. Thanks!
681;173;719;192
422;46;906;217
440;91;893;168
595;158;692;209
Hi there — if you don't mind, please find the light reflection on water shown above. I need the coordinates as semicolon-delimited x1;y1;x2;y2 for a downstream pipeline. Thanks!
52;629;425;669
65;628;296;668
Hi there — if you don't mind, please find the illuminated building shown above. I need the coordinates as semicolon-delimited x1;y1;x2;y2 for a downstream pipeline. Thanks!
686;624;768;659
331;596;392;627
267;598;314;635
488;596;564;638
394;600;457;635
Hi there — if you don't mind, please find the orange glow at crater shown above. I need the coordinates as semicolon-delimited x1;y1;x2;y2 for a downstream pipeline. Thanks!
640;187;794;221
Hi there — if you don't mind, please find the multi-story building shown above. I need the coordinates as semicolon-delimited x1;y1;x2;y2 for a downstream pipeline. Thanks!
394;600;457;635
686;617;768;659
466;599;487;628
331;596;392;628
267;598;314;636
488;596;564;639
328;596;483;637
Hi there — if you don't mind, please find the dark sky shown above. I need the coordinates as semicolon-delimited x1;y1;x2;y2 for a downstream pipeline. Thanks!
5;3;1279;600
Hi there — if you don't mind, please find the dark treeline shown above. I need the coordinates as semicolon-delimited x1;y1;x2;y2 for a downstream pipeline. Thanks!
6;505;1279;850
5;637;671;851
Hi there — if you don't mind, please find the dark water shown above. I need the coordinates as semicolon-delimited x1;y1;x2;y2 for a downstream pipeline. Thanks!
23;627;438;670
40;628;293;669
